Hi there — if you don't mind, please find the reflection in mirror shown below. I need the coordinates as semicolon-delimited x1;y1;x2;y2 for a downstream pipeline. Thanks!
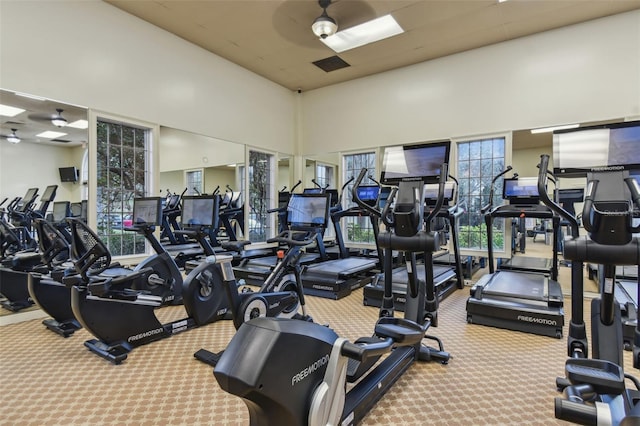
246;149;275;243
158;126;245;244
0;88;88;224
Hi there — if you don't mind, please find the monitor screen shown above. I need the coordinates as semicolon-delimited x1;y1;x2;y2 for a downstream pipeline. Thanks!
182;195;217;227
40;185;57;202
52;201;70;222
132;197;162;226
59;166;78;183
287;193;329;228
80;200;88;220
553;121;640;177
23;188;38;202
356;185;381;207
423;182;455;202
503;177;540;199
556;188;584;204
380;141;450;184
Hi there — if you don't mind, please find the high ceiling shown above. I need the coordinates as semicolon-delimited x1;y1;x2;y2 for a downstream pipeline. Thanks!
105;0;640;91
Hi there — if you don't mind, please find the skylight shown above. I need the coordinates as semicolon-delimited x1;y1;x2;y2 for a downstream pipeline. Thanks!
36;130;67;139
0;104;26;117
321;14;404;53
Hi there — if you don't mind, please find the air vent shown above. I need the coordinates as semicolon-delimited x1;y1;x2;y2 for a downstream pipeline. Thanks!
4;120;23;125
52;139;71;143
312;55;350;72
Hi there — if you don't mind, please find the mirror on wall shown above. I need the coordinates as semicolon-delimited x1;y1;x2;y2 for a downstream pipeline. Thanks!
0;88;88;218
304;152;340;191
159;126;246;241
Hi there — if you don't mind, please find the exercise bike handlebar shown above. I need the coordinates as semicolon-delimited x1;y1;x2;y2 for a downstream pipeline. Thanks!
267;230;318;247
537;154;580;238
481;165;512;214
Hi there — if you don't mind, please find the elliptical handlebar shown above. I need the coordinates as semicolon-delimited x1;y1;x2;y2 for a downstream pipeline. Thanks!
537;154;580;238
481;165;512;214
624;177;640;233
352;168;384;220
424;164;449;225
291;180;302;193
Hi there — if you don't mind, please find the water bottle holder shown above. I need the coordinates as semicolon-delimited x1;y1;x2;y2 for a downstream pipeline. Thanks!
588;201;632;245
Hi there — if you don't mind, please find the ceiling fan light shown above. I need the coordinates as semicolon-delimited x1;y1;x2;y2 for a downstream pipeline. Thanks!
52;117;68;127
7;129;20;144
312;11;337;39
51;108;68;127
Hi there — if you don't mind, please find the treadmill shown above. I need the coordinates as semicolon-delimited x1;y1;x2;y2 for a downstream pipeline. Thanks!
300;184;380;299
496;178;560;276
466;170;564;338
363;180;465;311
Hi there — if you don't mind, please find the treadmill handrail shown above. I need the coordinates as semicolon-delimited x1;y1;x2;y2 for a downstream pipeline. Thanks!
481;166;513;214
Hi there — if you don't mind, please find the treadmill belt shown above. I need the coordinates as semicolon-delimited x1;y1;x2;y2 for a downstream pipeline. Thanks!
391;264;455;285
481;271;549;301
305;258;377;277
500;256;552;272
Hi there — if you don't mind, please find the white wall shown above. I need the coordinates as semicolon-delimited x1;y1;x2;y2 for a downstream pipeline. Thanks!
159;127;245;172
301;11;640;156
0;0;296;154
0;142;83;207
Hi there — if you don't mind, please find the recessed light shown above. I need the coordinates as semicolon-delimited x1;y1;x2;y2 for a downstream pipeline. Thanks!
36;130;67;139
0;104;26;117
321;14;404;53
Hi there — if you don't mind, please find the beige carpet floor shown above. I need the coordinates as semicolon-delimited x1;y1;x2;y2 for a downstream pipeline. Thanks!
0;277;634;426
0;237;624;425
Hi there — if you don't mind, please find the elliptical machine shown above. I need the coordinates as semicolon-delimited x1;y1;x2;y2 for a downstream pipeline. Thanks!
213;163;451;425
535;154;640;425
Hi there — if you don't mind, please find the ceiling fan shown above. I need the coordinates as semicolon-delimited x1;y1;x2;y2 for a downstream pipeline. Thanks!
2;128;23;144
272;0;375;48
28;108;68;127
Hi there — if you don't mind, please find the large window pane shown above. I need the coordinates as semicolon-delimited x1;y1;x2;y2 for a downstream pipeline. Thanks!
457;137;506;251
248;150;274;243
343;151;376;244
97;120;150;256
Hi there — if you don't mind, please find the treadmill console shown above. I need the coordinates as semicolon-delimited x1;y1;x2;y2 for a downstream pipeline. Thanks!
503;177;540;205
423;182;455;205
356;185;381;208
52;201;71;223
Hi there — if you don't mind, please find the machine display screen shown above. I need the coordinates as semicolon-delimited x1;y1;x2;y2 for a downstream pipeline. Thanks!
380;141;450;184
356;185;380;207
132;197;162;226
553;121;640;177
287;194;329;228
503;177;540;199
52;202;70;222
423;182;455;202
182;196;217;227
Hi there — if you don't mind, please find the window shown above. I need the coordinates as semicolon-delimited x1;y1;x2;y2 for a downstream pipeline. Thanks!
315;163;334;189
343;151;377;244
248;149;274;243
456;137;506;251
185;169;203;195
96;119;150;256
